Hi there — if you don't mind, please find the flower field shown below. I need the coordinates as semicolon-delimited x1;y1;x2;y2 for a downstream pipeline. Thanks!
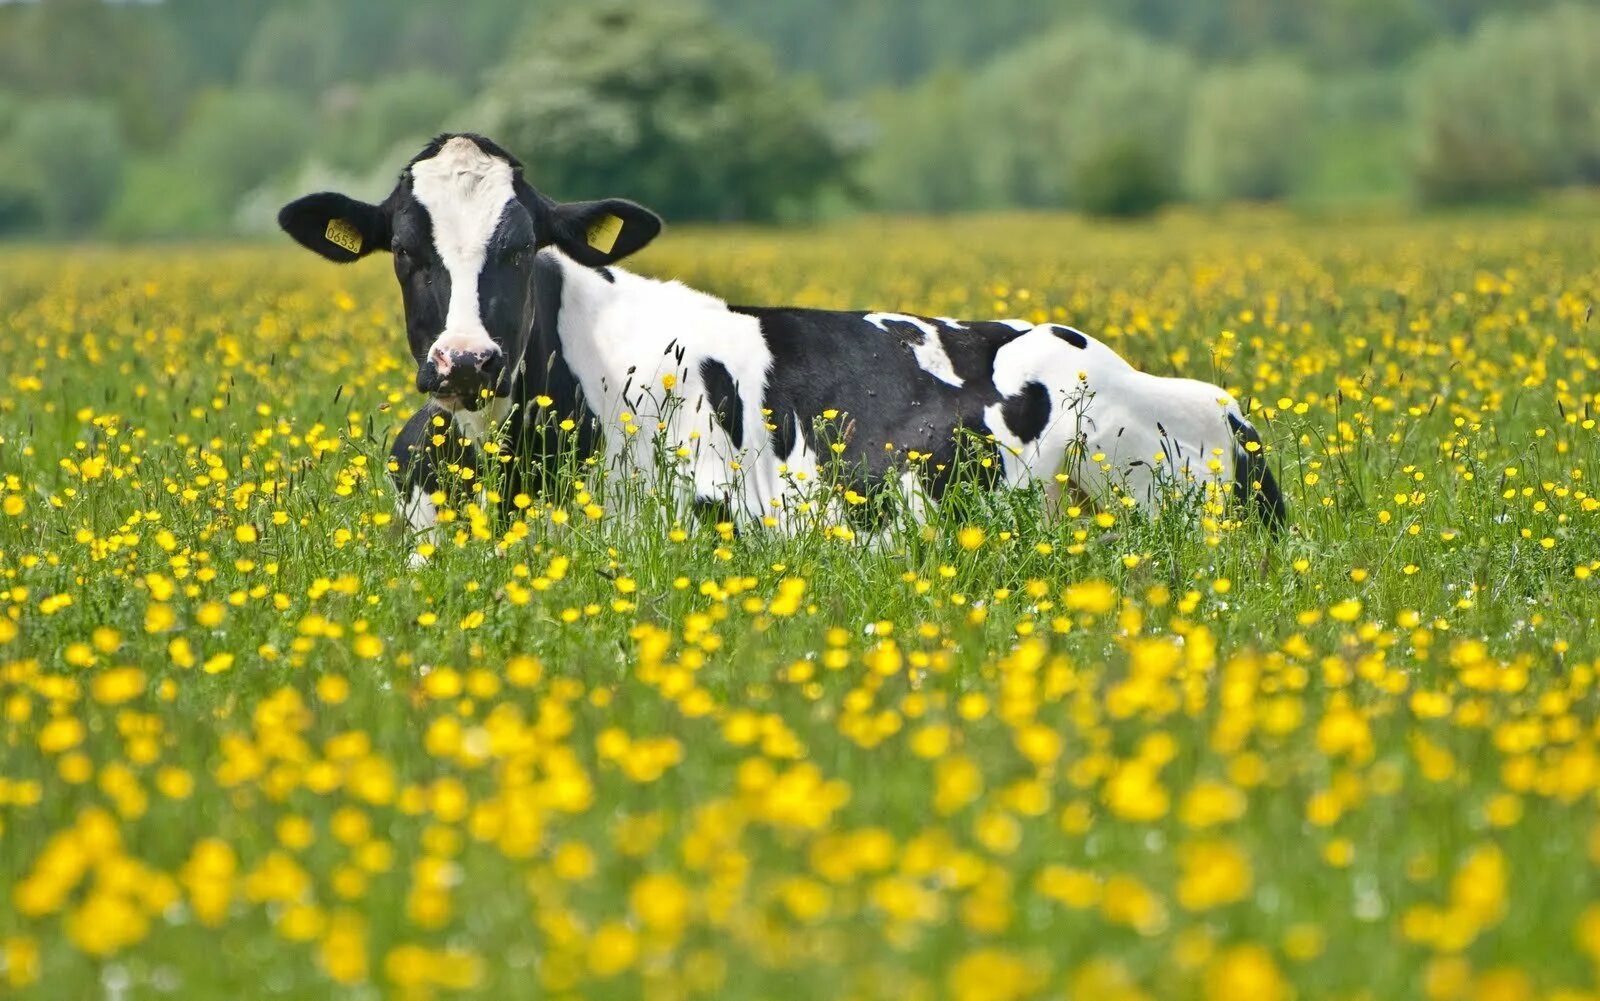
3;205;1600;1000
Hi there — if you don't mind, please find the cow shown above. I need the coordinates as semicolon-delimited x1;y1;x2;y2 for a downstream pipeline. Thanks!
278;133;1284;550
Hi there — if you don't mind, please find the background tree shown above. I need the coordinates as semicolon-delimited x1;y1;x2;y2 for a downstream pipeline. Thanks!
470;2;854;221
0;98;125;235
856;73;987;214
1410;4;1600;203
0;0;1596;236
108;91;312;238
966;24;1194;216
1186;60;1314;203
314;73;466;175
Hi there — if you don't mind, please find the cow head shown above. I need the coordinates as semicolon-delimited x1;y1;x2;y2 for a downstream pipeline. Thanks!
278;134;661;413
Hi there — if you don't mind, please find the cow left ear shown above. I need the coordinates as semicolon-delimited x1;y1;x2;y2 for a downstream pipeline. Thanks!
546;199;662;266
278;192;391;263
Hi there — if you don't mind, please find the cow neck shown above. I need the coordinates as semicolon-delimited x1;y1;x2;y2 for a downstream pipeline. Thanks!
508;250;597;464
522;251;565;407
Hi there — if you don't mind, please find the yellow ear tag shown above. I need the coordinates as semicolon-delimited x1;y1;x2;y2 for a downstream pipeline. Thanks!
586;214;624;254
325;218;363;254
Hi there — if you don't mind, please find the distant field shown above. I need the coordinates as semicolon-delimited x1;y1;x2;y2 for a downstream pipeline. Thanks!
3;208;1599;999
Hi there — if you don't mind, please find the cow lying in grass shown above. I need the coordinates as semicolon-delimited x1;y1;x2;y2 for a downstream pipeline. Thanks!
279;133;1284;545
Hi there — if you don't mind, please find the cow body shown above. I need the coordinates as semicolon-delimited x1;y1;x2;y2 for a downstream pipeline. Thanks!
277;133;1284;548
398;247;1283;538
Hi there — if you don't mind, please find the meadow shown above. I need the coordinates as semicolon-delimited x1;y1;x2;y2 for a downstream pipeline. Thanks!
2;204;1599;1000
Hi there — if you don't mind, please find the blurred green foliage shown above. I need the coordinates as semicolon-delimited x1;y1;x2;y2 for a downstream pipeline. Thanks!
963;24;1194;214
1411;4;1600;204
0;98;124;234
0;0;1592;235
472;3;853;221
1186;61;1313;204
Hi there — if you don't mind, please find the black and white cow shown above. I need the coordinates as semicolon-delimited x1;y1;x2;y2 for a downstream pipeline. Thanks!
279;133;1284;544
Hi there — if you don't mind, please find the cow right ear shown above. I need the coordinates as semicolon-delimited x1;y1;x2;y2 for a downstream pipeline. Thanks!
278;192;391;263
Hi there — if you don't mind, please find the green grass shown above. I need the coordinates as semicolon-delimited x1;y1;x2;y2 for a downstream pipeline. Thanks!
2;207;1599;1000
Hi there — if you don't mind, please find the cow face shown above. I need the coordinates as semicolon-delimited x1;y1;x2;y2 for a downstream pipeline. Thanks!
278;134;661;414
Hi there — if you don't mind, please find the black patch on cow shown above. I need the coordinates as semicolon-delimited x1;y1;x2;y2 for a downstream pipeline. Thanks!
692;494;734;527
1227;413;1287;532
499;251;596;493
389;402;447;496
595;266;615;284
875;317;925;349
732;306;1030;500
390;208;451;372
389;401;480;516
1052;325;1089;349
699;359;744;449
769;405;799;463
1001;381;1051;443
936;318;1031;386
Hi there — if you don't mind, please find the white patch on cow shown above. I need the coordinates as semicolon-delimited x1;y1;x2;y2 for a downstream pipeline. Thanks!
936;317;967;329
544;250;779;522
410;137;515;372
999;319;1034;331
864;312;964;388
986;323;1238;513
399;484;439;568
400;484;439;532
896;469;933;523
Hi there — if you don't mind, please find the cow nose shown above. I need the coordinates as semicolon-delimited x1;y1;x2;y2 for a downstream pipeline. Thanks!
475;348;506;383
430;345;504;391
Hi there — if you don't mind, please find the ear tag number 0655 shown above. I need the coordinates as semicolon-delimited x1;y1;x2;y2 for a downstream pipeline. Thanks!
325;218;363;254
586;214;623;254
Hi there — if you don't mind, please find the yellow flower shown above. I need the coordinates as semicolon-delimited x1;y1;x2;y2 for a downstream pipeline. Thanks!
90;667;146;705
180;838;237;927
1177;838;1254;911
934;755;984;816
947;948;1042;1001
1100;875;1167;935
1179;780;1247;829
630;872;691;935
318;910;368;985
3;936;40;987
37;718;85;754
1204;945;1287;1001
64;892;147;956
1328;598;1362;622
1064;578;1116;615
144;603;176;634
1104;761;1169;822
587;920;638;977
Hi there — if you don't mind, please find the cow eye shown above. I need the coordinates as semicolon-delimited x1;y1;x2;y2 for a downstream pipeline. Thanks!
394;246;425;276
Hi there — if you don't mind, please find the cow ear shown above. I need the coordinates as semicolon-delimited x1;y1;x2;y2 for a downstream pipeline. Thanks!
278;192;390;263
546;199;662;266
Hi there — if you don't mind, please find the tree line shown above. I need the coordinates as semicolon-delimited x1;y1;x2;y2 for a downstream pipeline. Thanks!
0;0;1596;236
